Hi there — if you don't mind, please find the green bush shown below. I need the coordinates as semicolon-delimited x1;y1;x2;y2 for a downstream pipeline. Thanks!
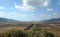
0;29;28;37
27;27;47;37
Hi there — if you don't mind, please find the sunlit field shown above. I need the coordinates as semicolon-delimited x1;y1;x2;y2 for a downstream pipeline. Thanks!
0;23;60;37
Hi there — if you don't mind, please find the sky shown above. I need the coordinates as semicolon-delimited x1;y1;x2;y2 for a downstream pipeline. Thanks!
0;0;60;21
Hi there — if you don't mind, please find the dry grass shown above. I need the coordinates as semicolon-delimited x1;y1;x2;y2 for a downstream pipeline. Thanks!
0;27;26;32
44;27;60;37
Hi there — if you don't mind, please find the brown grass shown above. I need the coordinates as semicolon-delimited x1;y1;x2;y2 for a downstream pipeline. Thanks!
0;27;26;32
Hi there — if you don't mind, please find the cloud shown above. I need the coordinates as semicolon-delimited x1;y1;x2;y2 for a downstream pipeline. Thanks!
47;8;54;11
0;6;4;10
44;0;50;6
0;12;37;21
15;3;34;11
15;0;51;11
0;11;60;21
38;12;60;20
0;12;5;17
52;13;60;18
39;13;51;20
4;12;20;19
1;12;35;21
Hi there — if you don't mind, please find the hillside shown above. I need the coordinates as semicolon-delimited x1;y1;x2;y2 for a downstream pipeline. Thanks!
42;18;60;24
0;17;60;27
0;17;29;27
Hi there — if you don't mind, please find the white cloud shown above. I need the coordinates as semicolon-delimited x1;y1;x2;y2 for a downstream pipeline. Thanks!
0;6;4;10
4;12;20;19
39;13;60;20
0;12;60;21
47;8;54;11
5;12;40;21
39;13;51;20
52;13;60;18
15;0;51;11
15;3;34;11
0;12;36;21
44;0;50;7
0;12;5;17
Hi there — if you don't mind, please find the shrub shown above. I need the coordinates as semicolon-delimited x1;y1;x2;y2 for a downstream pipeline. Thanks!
0;28;55;37
0;29;28;37
45;32;54;37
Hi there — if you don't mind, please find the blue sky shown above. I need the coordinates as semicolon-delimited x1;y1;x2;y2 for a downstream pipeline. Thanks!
0;0;60;21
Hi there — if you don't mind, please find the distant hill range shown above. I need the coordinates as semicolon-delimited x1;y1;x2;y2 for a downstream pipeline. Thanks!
0;17;60;27
43;18;60;24
0;18;19;22
0;17;20;24
0;17;32;27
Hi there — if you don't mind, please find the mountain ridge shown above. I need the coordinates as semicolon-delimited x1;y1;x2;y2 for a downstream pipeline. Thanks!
0;17;60;26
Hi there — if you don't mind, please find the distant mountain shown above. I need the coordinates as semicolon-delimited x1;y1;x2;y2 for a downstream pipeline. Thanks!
44;18;60;22
0;17;60;27
43;18;60;24
0;17;19;22
0;18;8;22
0;17;30;27
0;17;21;25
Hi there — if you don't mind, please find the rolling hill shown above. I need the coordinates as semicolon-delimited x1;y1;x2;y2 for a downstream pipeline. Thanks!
0;17;30;27
0;17;60;27
42;18;60;24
